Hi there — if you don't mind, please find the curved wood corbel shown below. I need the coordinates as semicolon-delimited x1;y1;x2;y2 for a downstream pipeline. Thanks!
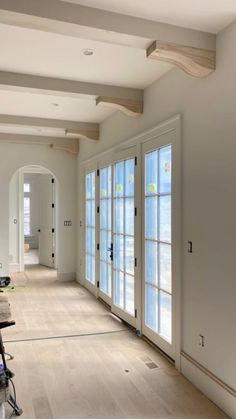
147;41;216;78
96;96;143;117
50;142;79;155
65;129;99;141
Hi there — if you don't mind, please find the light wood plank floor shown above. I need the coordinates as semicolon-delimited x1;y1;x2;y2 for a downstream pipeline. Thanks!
1;266;228;419
24;249;39;266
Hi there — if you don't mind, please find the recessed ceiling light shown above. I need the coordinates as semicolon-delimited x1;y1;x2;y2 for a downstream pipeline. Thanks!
81;48;94;57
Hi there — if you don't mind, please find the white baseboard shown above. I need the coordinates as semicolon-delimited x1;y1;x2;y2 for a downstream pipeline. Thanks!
9;263;20;273
76;271;84;285
181;352;236;418
57;272;76;281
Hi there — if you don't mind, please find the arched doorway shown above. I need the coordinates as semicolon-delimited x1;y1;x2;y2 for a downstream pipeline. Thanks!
9;165;58;273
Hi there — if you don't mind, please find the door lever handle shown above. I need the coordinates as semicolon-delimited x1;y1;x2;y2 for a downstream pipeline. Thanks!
108;243;113;261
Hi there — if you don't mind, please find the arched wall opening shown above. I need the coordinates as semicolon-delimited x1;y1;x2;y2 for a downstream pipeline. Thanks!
0;141;76;281
9;165;59;273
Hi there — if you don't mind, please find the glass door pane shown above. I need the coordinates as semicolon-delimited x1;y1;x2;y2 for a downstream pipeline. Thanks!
144;145;172;343
99;166;112;296
85;171;96;285
113;159;135;316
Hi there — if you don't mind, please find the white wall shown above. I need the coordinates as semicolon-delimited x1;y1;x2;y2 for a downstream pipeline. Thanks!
77;21;236;416
0;142;77;280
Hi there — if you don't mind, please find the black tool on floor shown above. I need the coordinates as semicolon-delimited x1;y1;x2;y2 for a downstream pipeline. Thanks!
0;320;23;416
0;278;11;288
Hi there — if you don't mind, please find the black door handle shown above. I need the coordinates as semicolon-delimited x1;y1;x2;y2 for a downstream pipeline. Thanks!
108;243;113;261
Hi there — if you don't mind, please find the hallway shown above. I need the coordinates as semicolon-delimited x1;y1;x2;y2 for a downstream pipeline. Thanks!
24;249;39;266
2;267;227;419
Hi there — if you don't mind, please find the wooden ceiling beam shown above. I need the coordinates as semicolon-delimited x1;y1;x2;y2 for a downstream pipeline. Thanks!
0;0;215;50
0;133;79;154
0;114;98;131
0;114;99;141
147;41;216;78
0;71;142;101
0;71;143;118
0;2;216;90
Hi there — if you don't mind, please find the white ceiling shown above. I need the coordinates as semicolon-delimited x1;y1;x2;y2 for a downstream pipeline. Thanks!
0;24;171;89
0;1;233;140
63;0;236;33
0;90;114;122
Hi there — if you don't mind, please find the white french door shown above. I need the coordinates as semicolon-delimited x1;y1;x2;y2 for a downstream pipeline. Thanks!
142;132;175;359
96;149;138;328
83;119;180;362
112;156;136;325
98;165;112;303
85;169;96;293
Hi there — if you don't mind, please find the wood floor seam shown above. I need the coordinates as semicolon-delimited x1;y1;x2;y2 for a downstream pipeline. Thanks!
4;329;129;344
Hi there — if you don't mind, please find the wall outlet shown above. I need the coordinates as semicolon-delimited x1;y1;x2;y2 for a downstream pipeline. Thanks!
198;334;205;347
64;220;72;226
